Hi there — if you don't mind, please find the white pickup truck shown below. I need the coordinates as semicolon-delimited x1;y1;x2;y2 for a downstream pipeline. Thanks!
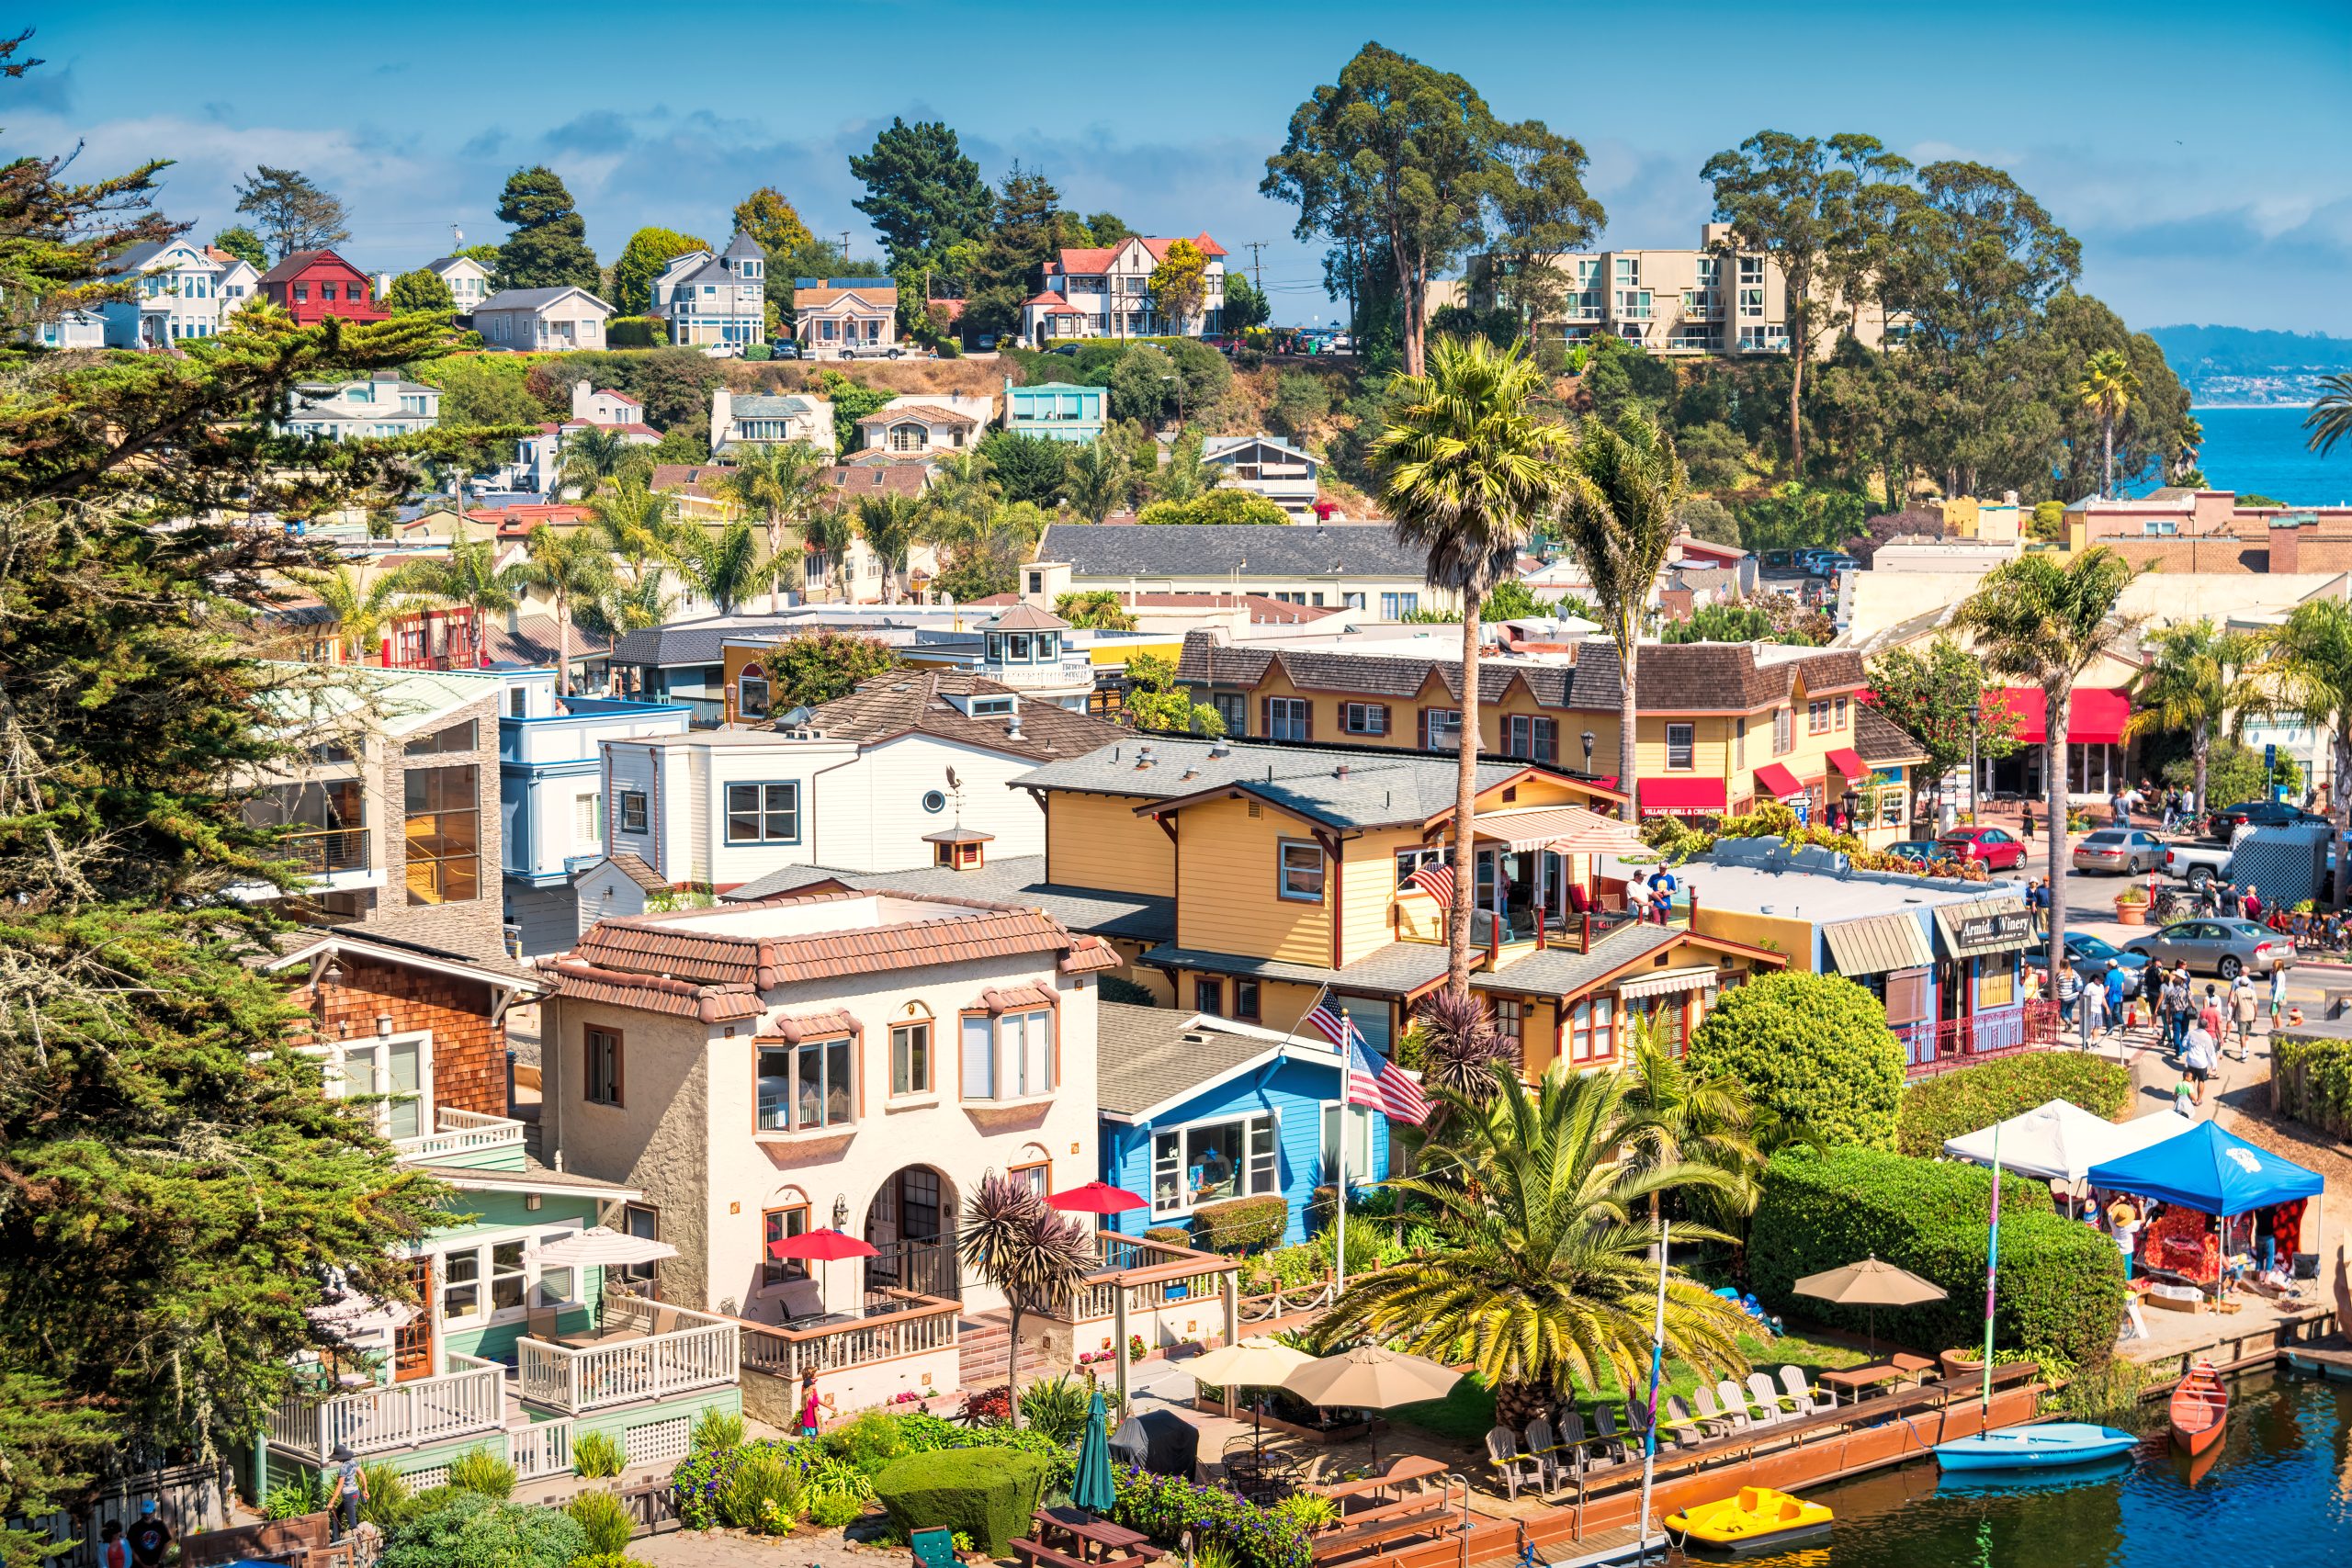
2161;840;2236;889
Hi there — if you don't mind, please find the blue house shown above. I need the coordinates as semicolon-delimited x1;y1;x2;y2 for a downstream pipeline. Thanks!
1095;1003;1391;1248
1004;378;1108;445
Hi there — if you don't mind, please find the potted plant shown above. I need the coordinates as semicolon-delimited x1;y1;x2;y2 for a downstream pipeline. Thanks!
1939;1347;1985;1381
2115;883;2150;926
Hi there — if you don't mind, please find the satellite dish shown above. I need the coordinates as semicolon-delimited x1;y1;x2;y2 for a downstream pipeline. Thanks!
945;767;961;791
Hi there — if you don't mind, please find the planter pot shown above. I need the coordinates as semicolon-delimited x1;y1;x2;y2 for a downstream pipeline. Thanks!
1940;1350;1985;1380
2116;902;2148;926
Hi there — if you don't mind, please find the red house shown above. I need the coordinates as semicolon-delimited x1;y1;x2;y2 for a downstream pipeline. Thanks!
259;249;390;326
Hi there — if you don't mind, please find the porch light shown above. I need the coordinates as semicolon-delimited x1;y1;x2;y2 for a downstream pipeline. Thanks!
1581;730;1596;763
833;1194;850;1229
376;1014;394;1037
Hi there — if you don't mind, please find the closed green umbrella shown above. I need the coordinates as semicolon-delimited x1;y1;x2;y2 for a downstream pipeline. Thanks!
1071;1389;1116;1515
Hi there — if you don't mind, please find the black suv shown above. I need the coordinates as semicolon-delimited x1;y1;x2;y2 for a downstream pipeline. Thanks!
2205;798;2327;840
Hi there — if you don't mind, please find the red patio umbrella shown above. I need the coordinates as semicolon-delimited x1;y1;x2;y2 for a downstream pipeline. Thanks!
1046;1181;1148;1219
766;1226;878;1314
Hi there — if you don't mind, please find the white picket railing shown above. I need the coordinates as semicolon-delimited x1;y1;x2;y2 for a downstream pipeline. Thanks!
508;1418;575;1481
740;1292;959;1380
266;1356;506;1461
392;1107;526;1164
514;1305;740;1414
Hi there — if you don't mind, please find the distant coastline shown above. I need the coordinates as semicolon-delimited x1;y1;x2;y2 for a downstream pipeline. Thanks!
2191;401;2314;411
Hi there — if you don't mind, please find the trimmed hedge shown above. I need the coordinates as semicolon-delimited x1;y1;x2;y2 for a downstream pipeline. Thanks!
2273;1032;2352;1139
874;1448;1047;1556
1895;1053;2133;1157
606;315;665;348
1113;1469;1313;1568
1687;972;1905;1149
1749;1146;2123;1369
1143;1225;1193;1248
1192;1193;1287;1253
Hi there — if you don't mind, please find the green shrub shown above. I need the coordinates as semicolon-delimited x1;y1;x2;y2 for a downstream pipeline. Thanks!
1896;1053;2132;1157
719;1447;805;1533
1098;975;1158;1007
691;1408;746;1455
606;316;664;348
1191;1193;1287;1253
571;1430;626;1479
358;1463;412;1530
874;1447;1049;1556
1142;1225;1192;1248
811;1491;868;1529
1688;973;1905;1149
823;1408;909;1477
379;1492;586;1568
1111;1469;1312;1568
1748;1145;2123;1370
1018;1375;1091;1442
447;1445;516;1499
742;344;772;361
567;1489;634;1557
262;1472;327;1519
2273;1032;2352;1139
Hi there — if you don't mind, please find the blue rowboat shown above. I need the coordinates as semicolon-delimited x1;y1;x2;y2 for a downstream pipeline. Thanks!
1933;1422;2140;1471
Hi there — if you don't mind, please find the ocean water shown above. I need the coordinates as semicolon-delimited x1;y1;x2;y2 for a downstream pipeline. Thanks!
2161;405;2352;506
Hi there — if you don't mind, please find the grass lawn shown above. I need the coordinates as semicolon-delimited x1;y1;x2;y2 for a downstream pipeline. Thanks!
1388;1328;1876;1443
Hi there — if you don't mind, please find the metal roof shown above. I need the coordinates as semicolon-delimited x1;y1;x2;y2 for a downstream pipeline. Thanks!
1822;912;1936;977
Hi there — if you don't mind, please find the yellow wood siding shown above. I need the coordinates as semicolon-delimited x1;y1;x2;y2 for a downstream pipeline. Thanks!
1174;797;1332;964
1691;908;1814;970
1047;791;1173;896
1338;827;1427;967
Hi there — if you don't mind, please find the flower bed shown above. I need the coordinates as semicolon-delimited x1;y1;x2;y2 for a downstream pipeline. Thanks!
1111;1469;1314;1568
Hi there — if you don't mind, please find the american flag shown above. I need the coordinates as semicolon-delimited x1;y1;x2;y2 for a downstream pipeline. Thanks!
1302;998;1352;1048
1403;861;1455;903
1348;1035;1431;1125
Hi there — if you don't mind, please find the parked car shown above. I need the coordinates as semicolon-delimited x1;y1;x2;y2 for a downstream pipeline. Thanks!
1762;550;1796;570
2072;828;2165;874
1808;552;1859;577
2205;799;2325;842
2029;931;2152;998
1935;826;2029;870
2124;917;2292;980
1884;840;1940;864
768;341;801;360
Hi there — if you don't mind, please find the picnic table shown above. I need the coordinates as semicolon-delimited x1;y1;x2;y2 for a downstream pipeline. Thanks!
1817;1358;1933;1405
1025;1507;1161;1566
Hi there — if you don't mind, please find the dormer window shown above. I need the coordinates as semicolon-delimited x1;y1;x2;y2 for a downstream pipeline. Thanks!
969;697;1014;716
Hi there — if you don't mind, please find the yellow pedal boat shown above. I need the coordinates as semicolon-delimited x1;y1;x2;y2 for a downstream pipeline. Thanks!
1664;1486;1833;1555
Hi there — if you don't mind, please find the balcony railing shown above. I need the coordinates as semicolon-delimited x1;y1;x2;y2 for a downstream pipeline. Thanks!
985;656;1095;690
281;827;370;877
741;1291;961;1381
266;1354;505;1462
508;1419;574;1481
515;1297;739;1413
1901;1002;2059;1078
1057;1235;1235;1325
392;1106;526;1165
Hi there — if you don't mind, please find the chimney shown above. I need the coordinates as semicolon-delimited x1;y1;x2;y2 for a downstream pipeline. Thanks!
2268;513;2303;574
1334;763;1350;778
571;378;594;420
1004;711;1024;741
1134;745;1154;769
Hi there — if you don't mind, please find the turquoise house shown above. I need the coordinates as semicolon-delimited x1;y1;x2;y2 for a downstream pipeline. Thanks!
1004;379;1107;445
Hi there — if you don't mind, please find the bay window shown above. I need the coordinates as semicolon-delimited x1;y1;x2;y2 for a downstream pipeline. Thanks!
757;1036;854;1131
1151;1112;1278;1216
961;1008;1055;1100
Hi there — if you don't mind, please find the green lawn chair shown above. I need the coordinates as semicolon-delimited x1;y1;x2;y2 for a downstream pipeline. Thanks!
912;1528;957;1568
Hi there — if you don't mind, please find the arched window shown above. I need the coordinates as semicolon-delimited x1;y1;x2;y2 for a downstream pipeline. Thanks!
739;662;770;720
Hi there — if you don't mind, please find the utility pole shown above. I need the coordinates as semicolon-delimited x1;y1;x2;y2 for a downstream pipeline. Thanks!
1244;241;1267;293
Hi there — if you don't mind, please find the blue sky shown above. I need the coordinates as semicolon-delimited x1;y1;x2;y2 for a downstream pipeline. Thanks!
17;1;2352;333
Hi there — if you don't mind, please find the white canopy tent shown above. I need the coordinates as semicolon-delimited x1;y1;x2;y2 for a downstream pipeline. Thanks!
1943;1100;2197;1186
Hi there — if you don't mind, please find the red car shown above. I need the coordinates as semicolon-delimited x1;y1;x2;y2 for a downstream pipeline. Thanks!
1935;826;2028;870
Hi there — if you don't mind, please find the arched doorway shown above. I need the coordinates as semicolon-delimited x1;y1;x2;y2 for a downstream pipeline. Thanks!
864;1165;961;1302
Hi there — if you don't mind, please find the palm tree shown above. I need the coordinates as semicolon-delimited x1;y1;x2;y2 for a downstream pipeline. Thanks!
2306;371;2352;459
558;426;636;500
1556;413;1687;826
803;507;856;603
855;493;922;604
1952;548;2139;987
513;525;613;695
1374;336;1574;996
1148;430;1224;504
2077;349;2142;499
2122;620;2257;818
291;561;447;665
1325;1063;1751;1430
1406;989;1518;1111
722;441;831;611
957;1173;1093;1429
2259;598;2352;907
580;575;675;640
408;535;525;668
1055;590;1136;631
587;479;686;581
922;449;999;549
1066;438;1131;523
1620;1017;1762;1255
675;519;765;617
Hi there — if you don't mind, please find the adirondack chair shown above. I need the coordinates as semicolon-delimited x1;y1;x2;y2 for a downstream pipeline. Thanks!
1661;1395;1707;1449
1693;1382;1742;1435
1553;1410;1594;1477
1716;1380;1760;1431
1523;1416;1562;1490
1484;1427;1544;1501
1779;1365;1826;1417
1748;1371;1792;1424
1589;1402;1633;1464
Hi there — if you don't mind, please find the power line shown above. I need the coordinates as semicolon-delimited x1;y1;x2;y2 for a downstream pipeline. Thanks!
1243;241;1267;294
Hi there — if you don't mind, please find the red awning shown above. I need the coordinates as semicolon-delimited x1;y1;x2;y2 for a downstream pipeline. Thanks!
1753;763;1806;799
1637;777;1727;817
1826;747;1867;777
1985;687;2131;746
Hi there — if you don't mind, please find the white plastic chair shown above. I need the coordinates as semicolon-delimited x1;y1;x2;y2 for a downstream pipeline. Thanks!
1748;1371;1792;1425
1719;1378;1764;1429
1779;1364;1825;1417
1696;1382;1746;1434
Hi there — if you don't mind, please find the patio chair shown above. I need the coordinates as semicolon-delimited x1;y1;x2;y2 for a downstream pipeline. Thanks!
1483;1427;1544;1502
1778;1365;1826;1417
1589;1403;1633;1464
1661;1396;1707;1449
525;1305;560;1341
1716;1380;1763;1430
912;1529;957;1568
1693;1383;1743;1436
1747;1372;1792;1424
1523;1416;1560;1490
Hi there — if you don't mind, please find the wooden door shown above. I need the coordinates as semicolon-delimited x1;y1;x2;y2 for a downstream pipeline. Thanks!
392;1258;434;1382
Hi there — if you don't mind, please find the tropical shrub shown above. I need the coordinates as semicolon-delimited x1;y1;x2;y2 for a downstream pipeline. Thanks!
1748;1146;2123;1369
567;1489;634;1557
691;1408;746;1454
262;1472;327;1520
2273;1032;2352;1140
1895;1054;2132;1157
1191;1194;1287;1253
358;1463;413;1531
571;1430;626;1479
811;1492;868;1529
446;1445;516;1500
379;1493;586;1568
873;1448;1049;1556
1016;1375;1091;1442
1687;973;1905;1149
958;1385;1012;1426
718;1447;805;1533
1110;1469;1313;1568
822;1408;909;1476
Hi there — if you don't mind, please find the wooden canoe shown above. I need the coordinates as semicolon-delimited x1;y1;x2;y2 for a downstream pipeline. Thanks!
2169;1359;2228;1458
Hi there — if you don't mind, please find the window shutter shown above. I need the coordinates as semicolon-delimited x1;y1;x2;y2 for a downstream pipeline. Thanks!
1261;695;1272;738
1883;966;1931;1026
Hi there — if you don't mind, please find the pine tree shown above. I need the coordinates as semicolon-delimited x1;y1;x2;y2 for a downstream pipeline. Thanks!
848;118;992;269
966;165;1062;338
209;224;268;270
232;164;351;258
492;165;601;291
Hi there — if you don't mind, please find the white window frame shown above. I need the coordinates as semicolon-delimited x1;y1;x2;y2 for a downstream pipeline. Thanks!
330;1031;434;1143
430;1216;586;1328
1149;1110;1281;1218
963;1007;1057;1101
1666;723;1696;771
1319;1102;1375;1183
1267;696;1310;742
1341;703;1387;736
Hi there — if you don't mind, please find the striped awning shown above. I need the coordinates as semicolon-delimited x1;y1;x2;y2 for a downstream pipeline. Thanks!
1473;807;1648;856
1823;913;1936;977
1618;964;1721;1001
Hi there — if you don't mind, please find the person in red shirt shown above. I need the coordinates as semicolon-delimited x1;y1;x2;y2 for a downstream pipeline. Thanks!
2244;884;2263;923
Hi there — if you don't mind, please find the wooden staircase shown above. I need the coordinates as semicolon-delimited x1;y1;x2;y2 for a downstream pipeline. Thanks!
956;1310;1060;1393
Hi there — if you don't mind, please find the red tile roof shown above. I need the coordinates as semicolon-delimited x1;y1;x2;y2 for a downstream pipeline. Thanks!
1024;291;1085;314
754;1009;862;1042
855;403;979;427
1052;234;1228;273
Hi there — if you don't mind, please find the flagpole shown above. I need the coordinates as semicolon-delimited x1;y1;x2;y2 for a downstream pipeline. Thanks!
1981;1122;2002;1421
1636;1219;1669;1562
1272;981;1340;1296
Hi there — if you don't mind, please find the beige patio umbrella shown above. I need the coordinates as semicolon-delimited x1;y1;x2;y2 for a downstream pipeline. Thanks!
1282;1346;1462;1465
1792;1255;1947;1353
1189;1337;1318;1464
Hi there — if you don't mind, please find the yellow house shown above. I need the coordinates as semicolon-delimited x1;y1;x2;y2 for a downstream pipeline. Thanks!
1013;736;1785;1075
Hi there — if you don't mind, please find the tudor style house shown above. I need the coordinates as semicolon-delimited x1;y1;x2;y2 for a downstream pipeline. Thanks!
471;286;615;352
101;240;260;347
792;280;898;355
1020;234;1228;344
1011;736;1787;1068
650;231;767;348
261;250;390;327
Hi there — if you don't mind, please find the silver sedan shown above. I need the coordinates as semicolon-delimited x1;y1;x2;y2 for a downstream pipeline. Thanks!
2124;918;2293;980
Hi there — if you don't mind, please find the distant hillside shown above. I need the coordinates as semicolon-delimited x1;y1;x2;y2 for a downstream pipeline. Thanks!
2147;325;2352;405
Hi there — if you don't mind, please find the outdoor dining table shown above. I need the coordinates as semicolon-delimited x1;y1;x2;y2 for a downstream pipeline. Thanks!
1817;1363;1912;1404
551;1325;644;1350
1033;1506;1157;1563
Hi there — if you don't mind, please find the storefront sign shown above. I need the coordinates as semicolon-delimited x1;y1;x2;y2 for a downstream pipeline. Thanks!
1953;911;2034;949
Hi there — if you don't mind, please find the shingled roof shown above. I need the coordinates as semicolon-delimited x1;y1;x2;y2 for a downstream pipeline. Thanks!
796;671;1121;762
1012;736;1555;829
1041;523;1430;580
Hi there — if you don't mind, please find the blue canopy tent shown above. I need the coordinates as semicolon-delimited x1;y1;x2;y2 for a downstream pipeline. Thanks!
2086;1120;2323;1282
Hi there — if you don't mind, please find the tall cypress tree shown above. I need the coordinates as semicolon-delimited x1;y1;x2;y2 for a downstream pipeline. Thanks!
492;165;602;292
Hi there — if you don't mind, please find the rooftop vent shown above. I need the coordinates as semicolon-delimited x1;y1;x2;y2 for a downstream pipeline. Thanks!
1134;744;1154;769
1208;738;1232;758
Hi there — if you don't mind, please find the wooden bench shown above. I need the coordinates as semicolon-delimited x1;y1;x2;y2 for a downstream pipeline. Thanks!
1306;1503;1454;1564
1011;1540;1094;1568
1312;1455;1447;1506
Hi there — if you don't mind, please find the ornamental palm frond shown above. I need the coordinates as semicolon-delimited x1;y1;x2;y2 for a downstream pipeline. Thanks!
721;441;830;610
957;1173;1093;1429
405;535;524;668
1373;335;1574;996
289;561;448;663
1326;1064;1750;1419
1065;437;1132;523
1621;1017;1762;1246
2304;371;2352;459
675;518;764;617
855;493;922;604
2121;619;2261;816
2256;598;2352;907
512;524;613;694
558;425;635;500
2076;348;2141;499
587;479;686;581
802;507;856;602
1407;989;1518;1111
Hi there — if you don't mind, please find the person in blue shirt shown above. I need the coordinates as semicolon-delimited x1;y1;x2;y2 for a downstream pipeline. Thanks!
2103;962;2129;1038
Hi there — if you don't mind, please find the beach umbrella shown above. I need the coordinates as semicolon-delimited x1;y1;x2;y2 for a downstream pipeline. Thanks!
767;1226;879;1311
1047;1181;1148;1216
1792;1255;1947;1353
535;1225;679;1268
1188;1336;1317;1463
1071;1389;1117;1514
1281;1346;1461;1465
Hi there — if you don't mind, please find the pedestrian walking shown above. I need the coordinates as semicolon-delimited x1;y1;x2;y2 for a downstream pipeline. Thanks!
2230;973;2259;1061
2058;960;2082;1025
2183;1018;2219;1107
2104;961;2129;1039
2080;974;2109;1047
330;1444;366;1542
98;1524;128;1568
2271;961;2290;1022
2199;984;2225;1045
2161;969;2192;1055
799;1369;823;1437
2244;884;2264;923
127;1501;171;1568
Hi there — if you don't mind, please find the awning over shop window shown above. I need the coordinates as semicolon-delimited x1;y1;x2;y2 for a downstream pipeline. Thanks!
1823;912;1936;976
1638;777;1726;817
1933;896;2036;958
1753;763;1805;798
1826;748;1868;777
1474;806;1649;856
1618;964;1720;1000
1985;687;2130;746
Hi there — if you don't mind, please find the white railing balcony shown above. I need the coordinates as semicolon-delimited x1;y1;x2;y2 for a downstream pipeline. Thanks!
509;1418;574;1480
393;1106;526;1165
514;1299;740;1414
1059;1235;1236;1325
266;1355;505;1462
741;1291;960;1381
986;656;1095;690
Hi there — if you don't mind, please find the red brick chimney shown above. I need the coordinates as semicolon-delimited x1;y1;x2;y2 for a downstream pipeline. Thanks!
2268;514;2304;574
